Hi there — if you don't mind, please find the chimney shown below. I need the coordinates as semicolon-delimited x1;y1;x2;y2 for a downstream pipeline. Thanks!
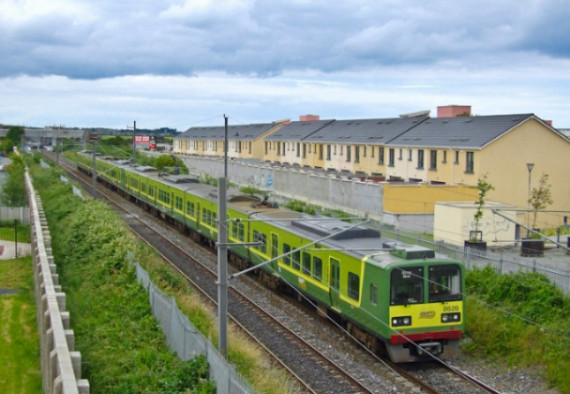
299;114;320;121
437;105;471;118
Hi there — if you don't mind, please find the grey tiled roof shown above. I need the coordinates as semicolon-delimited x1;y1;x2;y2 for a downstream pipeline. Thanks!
179;123;276;141
387;114;535;149
302;117;426;144
265;119;334;141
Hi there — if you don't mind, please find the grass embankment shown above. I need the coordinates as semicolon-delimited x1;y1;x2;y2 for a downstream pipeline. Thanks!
465;266;570;392
28;156;294;392
0;256;42;393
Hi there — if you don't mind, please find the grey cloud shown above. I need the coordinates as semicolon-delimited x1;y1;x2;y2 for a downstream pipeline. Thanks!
0;0;569;79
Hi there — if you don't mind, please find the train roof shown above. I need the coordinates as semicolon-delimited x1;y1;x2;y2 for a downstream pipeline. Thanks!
88;154;459;267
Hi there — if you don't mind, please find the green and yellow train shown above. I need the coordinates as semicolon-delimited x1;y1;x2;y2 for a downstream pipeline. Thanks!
75;152;465;363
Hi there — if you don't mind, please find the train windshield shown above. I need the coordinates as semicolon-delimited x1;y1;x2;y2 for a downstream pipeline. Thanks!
428;264;462;303
390;267;423;305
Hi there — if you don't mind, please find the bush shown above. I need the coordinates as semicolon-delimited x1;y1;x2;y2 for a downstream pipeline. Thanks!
465;266;570;392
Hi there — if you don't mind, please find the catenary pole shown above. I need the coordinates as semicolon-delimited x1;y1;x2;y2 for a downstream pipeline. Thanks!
217;115;229;356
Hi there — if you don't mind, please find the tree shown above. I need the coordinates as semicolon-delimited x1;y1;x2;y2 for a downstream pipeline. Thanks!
473;174;494;234
1;155;27;207
1;126;25;154
529;173;553;229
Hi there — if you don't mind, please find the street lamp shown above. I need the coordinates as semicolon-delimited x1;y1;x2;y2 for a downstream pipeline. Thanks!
526;163;534;236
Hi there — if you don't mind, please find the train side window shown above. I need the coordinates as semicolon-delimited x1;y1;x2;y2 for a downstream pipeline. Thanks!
238;223;245;241
141;183;147;193
253;230;266;253
370;284;378;305
330;258;340;290
282;243;291;265
313;256;322;281
175;196;183;211
348;272;360;301
149;185;154;197
271;234;278;259
302;252;311;275
186;202;195;217
292;250;301;270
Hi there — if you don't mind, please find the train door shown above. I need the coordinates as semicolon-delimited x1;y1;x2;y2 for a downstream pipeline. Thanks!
271;233;278;271
196;202;201;228
329;257;341;309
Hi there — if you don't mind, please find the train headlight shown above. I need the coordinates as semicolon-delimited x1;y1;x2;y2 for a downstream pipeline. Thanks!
392;316;412;327
441;313;461;323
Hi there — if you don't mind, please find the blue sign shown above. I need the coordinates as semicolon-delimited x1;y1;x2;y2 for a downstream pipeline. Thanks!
267;175;273;187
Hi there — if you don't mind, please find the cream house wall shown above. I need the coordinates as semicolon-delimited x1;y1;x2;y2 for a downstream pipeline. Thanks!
479;118;570;229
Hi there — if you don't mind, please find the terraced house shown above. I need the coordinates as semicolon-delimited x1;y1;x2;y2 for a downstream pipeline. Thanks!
173;106;570;229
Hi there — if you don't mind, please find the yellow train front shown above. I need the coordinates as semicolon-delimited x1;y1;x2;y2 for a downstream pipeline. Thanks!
359;245;465;363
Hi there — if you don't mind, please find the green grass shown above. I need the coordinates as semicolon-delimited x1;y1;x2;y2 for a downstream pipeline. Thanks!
0;223;31;243
26;156;215;394
464;266;570;392
0;257;42;393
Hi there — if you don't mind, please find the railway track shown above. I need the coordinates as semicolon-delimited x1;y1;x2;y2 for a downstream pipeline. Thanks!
50;154;376;393
46;152;502;394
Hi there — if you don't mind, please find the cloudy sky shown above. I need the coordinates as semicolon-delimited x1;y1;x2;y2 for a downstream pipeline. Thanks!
1;0;569;131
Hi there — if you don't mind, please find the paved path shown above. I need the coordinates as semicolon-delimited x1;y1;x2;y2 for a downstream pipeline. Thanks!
0;240;31;259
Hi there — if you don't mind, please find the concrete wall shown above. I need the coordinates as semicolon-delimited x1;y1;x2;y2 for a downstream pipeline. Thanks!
26;170;89;394
434;201;517;246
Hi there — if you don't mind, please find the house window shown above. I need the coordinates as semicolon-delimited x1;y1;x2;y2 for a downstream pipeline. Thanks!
398;148;402;160
466;151;474;173
354;146;359;163
430;150;437;170
388;148;395;166
417;149;424;169
379;147;384;165
371;147;375;158
326;145;331;161
296;142;300;157
442;151;447;163
408;149;412;161
302;144;306;158
265;142;268;155
454;151;460;164
319;144;323;160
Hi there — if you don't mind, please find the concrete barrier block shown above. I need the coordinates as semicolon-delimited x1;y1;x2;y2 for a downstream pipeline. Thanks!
70;351;81;378
56;293;66;311
77;379;90;394
61;312;70;329
65;330;75;351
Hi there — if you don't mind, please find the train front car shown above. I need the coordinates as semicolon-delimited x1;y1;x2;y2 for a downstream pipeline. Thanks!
383;247;465;362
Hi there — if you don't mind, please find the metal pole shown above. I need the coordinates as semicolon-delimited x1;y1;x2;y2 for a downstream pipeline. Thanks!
526;163;534;236
217;115;229;356
224;115;228;178
92;143;97;195
14;219;18;259
132;121;136;164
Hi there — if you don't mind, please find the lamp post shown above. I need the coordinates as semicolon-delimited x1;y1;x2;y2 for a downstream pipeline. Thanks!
526;163;534;236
